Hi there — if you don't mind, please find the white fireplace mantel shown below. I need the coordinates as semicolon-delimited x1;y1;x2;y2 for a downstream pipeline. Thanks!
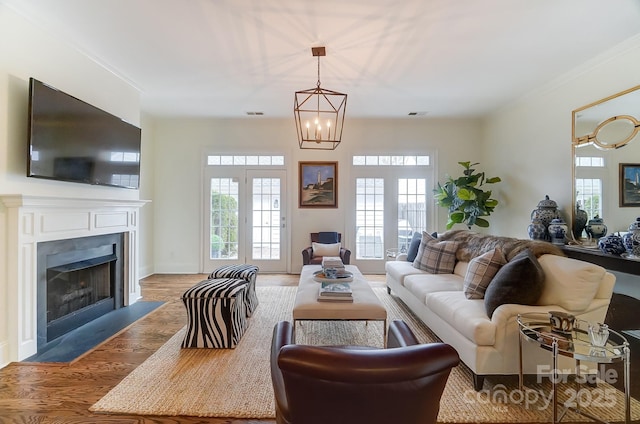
0;195;148;367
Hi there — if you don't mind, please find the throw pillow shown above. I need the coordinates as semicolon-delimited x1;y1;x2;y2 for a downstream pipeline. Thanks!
406;232;423;262
463;248;507;299
312;242;341;257
317;232;339;243
484;249;545;318
413;232;459;274
536;254;605;312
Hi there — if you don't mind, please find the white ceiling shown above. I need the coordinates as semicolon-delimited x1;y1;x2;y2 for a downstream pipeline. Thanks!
4;0;640;118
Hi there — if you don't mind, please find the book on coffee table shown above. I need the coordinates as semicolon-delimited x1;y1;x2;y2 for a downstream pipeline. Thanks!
319;282;352;296
321;257;344;269
317;295;354;302
317;281;353;302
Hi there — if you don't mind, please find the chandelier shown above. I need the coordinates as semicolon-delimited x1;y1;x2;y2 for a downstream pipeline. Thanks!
294;47;347;150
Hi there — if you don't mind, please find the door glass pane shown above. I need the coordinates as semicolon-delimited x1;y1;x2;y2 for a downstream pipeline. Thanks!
252;178;281;260
398;178;427;251
355;178;384;259
210;178;239;259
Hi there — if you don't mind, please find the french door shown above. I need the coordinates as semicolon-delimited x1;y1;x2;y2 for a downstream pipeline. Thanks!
351;168;432;274
203;168;287;273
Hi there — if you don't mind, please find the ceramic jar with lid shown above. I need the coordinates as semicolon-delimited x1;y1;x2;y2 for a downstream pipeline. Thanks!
547;218;569;245
623;217;640;258
585;216;608;240
530;195;560;240
573;202;588;240
598;233;626;255
527;218;547;240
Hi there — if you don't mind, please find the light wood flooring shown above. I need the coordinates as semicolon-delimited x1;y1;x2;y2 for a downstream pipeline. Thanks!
0;273;385;423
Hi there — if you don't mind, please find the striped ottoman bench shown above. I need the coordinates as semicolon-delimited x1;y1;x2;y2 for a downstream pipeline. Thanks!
181;278;248;349
208;264;259;316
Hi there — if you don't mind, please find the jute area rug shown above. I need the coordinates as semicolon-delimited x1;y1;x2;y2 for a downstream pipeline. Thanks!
91;286;638;422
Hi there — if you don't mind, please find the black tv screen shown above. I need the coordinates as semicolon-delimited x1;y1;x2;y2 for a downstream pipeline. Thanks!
27;78;141;189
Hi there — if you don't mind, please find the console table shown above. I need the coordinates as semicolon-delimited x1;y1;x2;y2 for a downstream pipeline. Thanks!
562;245;640;275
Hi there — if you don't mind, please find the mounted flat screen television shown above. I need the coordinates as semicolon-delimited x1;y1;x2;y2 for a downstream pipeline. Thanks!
27;78;141;189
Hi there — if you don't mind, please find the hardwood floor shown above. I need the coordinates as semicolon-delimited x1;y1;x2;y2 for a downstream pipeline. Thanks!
0;273;385;423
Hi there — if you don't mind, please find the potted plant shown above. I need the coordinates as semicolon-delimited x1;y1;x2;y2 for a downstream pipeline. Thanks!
433;161;501;230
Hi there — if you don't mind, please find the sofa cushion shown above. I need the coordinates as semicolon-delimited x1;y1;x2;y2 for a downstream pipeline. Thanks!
404;274;464;302
413;232;459;274
484;249;545;318
463;248;507;299
312;242;340;257
537;254;606;312
425;291;496;346
385;260;425;285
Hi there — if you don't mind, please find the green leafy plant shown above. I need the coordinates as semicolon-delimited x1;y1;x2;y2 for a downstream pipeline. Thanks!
433;161;501;230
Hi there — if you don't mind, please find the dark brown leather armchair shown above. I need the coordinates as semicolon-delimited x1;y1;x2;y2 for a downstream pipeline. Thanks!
270;320;459;424
301;232;351;265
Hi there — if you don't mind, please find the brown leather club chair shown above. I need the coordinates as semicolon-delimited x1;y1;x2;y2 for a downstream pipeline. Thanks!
270;320;460;424
301;232;351;265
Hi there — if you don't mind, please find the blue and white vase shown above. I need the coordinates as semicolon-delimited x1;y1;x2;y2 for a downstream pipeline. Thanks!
623;217;640;258
598;233;625;255
527;218;547;241
531;195;560;241
547;218;568;245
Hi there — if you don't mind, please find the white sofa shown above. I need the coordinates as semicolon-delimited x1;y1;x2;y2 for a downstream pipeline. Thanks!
385;241;615;390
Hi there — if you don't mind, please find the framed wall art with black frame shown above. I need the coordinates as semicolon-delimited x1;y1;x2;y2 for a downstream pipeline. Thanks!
298;161;338;208
619;163;640;207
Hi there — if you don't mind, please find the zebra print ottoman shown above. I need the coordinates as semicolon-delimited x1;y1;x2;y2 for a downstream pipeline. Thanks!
208;264;259;316
181;278;248;348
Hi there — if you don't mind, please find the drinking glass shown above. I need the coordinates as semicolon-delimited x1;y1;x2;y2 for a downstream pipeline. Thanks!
588;323;609;347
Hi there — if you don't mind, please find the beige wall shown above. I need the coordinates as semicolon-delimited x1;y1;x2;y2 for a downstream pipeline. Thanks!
150;117;481;273
483;35;640;239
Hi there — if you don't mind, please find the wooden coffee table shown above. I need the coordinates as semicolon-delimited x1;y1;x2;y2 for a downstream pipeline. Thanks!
293;265;388;345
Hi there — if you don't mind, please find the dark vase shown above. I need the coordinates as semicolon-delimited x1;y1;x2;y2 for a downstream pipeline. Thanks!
573;202;588;240
585;216;607;240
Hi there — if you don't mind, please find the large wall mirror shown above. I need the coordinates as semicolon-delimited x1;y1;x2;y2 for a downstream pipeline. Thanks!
572;85;640;243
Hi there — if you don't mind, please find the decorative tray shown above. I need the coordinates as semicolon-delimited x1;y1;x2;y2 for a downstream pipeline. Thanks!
313;270;354;283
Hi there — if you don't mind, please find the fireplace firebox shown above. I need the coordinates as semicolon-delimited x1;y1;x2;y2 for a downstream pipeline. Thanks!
37;233;124;349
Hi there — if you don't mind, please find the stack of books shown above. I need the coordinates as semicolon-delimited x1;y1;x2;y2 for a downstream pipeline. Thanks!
321;256;345;270
317;281;353;302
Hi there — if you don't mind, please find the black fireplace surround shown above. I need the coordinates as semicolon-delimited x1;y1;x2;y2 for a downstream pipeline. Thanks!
36;233;124;350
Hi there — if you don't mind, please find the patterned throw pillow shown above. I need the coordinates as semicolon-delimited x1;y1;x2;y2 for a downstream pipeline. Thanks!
463;248;507;299
413;232;459;274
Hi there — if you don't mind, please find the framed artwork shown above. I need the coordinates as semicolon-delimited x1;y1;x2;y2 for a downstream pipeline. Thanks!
299;161;338;208
619;163;640;207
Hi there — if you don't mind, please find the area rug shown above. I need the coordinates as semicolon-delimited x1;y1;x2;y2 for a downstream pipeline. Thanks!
91;286;638;422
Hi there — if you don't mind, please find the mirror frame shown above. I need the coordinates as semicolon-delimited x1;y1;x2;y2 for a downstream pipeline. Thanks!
571;84;640;242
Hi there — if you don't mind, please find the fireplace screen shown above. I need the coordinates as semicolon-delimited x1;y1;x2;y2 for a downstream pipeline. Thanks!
47;258;113;323
37;233;124;347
